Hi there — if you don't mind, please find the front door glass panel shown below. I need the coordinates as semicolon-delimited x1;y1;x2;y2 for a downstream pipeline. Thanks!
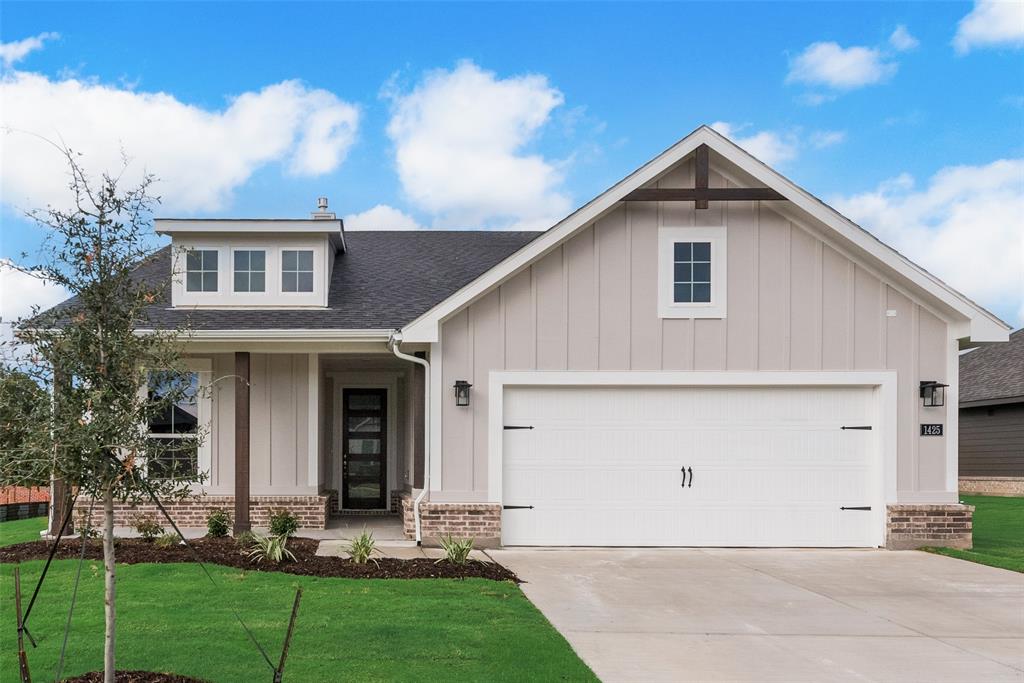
342;388;387;509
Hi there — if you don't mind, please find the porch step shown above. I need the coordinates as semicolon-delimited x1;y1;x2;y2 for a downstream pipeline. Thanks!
316;539;417;557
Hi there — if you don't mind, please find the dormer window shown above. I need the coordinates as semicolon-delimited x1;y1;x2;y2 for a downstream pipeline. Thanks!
282;250;314;293
186;250;219;292
233;249;266;293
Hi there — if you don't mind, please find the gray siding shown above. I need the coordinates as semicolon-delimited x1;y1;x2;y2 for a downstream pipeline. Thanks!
959;403;1024;476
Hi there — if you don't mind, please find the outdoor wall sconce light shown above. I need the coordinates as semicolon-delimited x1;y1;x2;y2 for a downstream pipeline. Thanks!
919;381;948;407
454;380;473;407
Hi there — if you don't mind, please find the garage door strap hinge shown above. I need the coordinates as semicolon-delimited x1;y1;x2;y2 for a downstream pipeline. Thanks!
840;425;872;430
840;506;872;511
503;505;534;510
503;425;534;430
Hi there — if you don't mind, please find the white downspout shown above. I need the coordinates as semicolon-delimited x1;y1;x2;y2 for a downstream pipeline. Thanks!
388;332;430;544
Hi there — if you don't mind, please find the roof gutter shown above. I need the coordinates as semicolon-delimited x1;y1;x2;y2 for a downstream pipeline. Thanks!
135;328;395;343
387;331;430;545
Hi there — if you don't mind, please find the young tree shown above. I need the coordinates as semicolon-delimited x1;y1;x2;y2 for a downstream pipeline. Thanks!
0;147;204;683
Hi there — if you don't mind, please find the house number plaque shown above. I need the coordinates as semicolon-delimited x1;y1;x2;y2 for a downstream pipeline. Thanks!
920;424;943;436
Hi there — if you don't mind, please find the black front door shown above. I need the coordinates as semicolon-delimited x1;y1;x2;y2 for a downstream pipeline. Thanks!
342;388;387;509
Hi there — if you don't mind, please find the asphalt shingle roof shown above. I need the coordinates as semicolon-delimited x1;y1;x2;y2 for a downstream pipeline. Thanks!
959;328;1024;404
45;230;541;331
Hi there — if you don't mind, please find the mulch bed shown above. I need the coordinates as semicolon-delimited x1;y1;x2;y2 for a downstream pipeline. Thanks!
63;672;208;682
0;536;519;582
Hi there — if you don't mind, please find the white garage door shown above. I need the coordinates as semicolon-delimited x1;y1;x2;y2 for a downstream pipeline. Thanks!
501;384;880;547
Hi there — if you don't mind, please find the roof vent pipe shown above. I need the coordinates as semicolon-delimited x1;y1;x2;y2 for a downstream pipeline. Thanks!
311;197;336;220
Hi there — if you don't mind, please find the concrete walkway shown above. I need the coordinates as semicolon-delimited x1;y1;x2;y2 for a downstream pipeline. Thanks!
491;548;1024;683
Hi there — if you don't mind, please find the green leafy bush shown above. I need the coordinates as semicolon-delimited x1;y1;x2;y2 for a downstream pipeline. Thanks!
206;508;231;537
246;533;296;564
269;509;299;538
154;532;180;549
436;535;475;565
132;514;164;541
346;530;377;565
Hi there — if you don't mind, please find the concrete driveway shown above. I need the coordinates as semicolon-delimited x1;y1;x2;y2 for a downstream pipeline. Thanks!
492;548;1024;682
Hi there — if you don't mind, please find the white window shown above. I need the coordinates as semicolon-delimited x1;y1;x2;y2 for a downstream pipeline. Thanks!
282;249;314;292
144;360;211;482
658;227;727;318
233;249;266;292
185;250;218;292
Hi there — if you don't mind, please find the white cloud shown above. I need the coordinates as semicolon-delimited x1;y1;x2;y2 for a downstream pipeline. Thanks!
0;32;58;68
810;130;847;149
0;260;69;348
710;122;798;166
385;60;572;229
954;1;1024;53
344;204;422;231
1;71;359;213
833;159;1024;325
787;41;898;90
889;25;920;51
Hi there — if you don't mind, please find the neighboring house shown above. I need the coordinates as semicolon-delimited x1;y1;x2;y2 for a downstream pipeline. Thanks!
958;328;1024;496
49;126;1010;550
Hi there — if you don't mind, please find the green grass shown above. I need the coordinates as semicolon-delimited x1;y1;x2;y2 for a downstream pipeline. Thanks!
0;516;47;547
1;560;596;682
924;495;1024;572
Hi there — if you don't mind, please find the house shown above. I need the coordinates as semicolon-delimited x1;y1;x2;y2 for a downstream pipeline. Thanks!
958;328;1024;496
55;126;1010;550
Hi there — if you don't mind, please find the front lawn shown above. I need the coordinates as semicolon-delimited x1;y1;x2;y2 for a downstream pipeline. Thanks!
0;516;46;547
1;560;596;682
924;495;1024;572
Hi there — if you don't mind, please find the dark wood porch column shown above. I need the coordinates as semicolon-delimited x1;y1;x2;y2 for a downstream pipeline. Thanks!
412;352;426;489
234;352;251;533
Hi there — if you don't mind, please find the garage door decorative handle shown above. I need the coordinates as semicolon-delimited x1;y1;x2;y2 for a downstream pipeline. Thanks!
503;425;534;430
840;506;872;511
681;466;693;488
840;425;873;430
503;505;534;510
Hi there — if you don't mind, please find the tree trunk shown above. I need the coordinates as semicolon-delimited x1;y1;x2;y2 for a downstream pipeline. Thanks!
103;485;116;683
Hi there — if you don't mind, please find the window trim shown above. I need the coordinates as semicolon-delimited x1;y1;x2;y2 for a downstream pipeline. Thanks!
140;358;212;484
185;249;220;293
230;247;268;294
658;226;727;318
281;248;316;294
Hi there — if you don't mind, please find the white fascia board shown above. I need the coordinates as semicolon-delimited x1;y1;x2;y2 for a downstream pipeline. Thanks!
401;125;1009;344
137;328;395;343
156;218;343;235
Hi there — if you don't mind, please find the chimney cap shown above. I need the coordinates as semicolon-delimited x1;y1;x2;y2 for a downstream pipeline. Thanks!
317;196;329;211
311;196;336;220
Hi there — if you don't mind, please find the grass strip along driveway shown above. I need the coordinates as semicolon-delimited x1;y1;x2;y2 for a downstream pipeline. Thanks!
0;558;596;682
924;495;1024;572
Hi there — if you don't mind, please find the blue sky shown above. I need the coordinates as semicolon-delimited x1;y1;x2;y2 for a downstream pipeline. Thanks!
1;1;1022;325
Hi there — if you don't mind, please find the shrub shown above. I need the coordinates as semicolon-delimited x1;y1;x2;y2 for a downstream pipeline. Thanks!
269;509;299;538
206;508;231;538
132;514;164;541
436;535;474;565
346;530;377;565
154;532;180;549
246;533;295;564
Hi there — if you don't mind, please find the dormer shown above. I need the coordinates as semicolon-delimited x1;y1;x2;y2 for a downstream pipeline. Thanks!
155;198;345;309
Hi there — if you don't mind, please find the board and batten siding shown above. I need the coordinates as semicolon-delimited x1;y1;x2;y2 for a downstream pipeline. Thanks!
959;403;1024;477
439;160;953;501
201;352;317;495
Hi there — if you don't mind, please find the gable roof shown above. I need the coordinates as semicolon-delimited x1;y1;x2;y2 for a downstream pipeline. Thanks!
399;125;1011;344
44;230;539;334
960;329;1024;405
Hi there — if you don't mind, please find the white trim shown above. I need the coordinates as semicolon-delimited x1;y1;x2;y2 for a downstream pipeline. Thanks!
429;341;443;493
400;126;1008;343
142;328;396;343
331;374;399;512
945;332;959;494
156;218;343;234
488;370;898;548
658;226;727;318
307;352;319;488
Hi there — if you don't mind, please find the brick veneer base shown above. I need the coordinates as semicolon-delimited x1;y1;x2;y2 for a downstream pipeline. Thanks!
75;494;330;530
401;495;501;548
959;476;1024;497
886;504;973;550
